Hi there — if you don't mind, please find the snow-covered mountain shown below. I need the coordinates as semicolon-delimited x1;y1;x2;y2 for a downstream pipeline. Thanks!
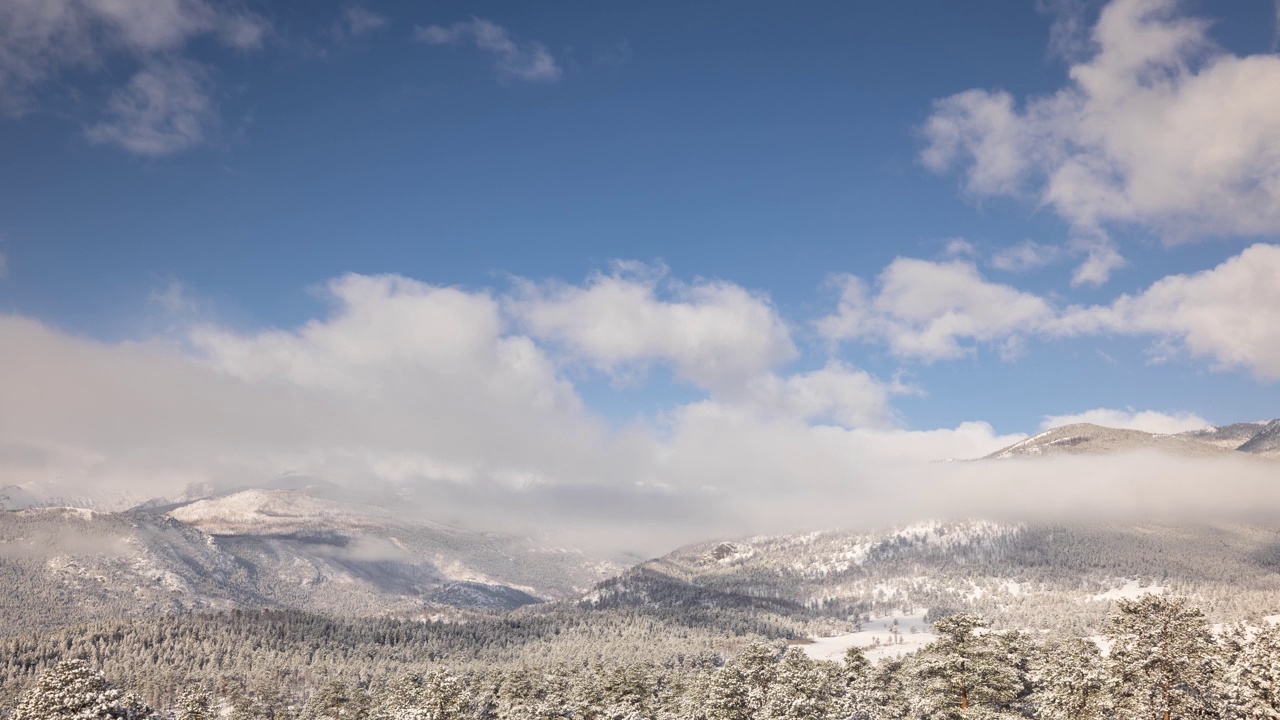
0;486;629;632
583;520;1280;635
1178;421;1272;449
1234;419;1280;457
983;420;1280;459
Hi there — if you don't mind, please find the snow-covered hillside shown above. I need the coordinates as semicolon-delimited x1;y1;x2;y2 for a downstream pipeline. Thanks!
0;486;628;632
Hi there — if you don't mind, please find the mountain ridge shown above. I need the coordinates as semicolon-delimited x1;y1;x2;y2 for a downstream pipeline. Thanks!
983;419;1280;460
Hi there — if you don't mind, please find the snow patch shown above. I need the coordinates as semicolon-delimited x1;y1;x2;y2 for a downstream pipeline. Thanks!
799;609;935;663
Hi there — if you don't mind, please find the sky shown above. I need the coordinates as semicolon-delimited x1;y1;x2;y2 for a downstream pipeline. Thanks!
2;0;1280;547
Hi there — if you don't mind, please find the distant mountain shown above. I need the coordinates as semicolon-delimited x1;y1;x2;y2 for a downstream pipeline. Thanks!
1178;421;1271;449
983;423;1234;459
585;520;1280;635
0;486;629;632
1235;419;1280;457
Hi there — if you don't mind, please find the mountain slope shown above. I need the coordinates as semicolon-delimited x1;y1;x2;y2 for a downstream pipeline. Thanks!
1179;421;1271;449
1236;419;1280;457
0;488;629;632
984;423;1232;459
588;521;1280;636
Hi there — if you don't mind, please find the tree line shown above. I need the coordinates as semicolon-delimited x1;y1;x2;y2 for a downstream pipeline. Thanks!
7;595;1280;720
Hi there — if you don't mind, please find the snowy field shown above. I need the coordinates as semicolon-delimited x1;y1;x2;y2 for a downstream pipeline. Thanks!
798;610;936;663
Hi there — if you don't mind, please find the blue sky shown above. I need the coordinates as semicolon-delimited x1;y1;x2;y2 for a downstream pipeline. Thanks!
2;0;1280;529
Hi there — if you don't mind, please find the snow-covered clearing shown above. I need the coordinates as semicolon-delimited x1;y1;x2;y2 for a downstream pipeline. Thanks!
799;609;935;663
1091;579;1164;602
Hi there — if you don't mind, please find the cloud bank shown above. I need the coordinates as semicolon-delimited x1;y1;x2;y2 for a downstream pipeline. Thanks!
4;250;1280;552
0;268;1024;553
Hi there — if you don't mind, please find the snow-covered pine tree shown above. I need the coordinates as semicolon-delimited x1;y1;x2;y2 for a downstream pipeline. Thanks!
374;670;471;720
906;613;1022;720
302;682;371;720
704;642;777;720
1105;594;1221;720
11;659;153;720
494;668;568;720
833;646;885;720
174;689;214;720
764;648;835;720
1030;637;1107;720
1225;623;1280;719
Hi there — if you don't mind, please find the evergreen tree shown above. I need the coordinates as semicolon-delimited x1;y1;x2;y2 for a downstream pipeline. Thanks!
765;648;834;720
302;682;371;720
11;659;153;720
374;670;471;720
705;643;776;720
174;689;214;720
1030;638;1107;720
1225;623;1280;719
907;613;1021;719
833;647;886;720
1105;595;1221;720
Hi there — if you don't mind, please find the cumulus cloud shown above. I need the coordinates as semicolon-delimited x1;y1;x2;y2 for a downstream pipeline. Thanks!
822;243;1280;380
511;263;796;392
1041;407;1209;434
0;0;266;151
924;0;1280;280
816;258;1053;362
1056;243;1280;378
414;18;561;83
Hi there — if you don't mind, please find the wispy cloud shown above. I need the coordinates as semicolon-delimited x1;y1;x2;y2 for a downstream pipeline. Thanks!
415;19;561;83
989;240;1064;273
0;0;267;153
84;59;214;156
334;6;388;40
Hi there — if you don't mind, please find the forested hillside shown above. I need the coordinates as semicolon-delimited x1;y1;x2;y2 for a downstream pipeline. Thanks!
6;596;1280;720
603;521;1280;634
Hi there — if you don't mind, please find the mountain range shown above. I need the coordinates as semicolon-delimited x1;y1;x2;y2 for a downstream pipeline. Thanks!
2;416;1279;637
984;418;1280;459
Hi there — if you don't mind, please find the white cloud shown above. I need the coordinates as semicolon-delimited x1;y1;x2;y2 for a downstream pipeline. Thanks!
735;362;899;430
0;0;266;151
924;0;1280;279
823;243;1280;380
11;259;1280;551
943;238;977;258
414;19;561;83
989;240;1064;273
511;263;796;392
0;265;1039;552
1069;237;1126;286
1056;243;1280;379
816;258;1054;362
84;59;214;156
1041;407;1210;434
